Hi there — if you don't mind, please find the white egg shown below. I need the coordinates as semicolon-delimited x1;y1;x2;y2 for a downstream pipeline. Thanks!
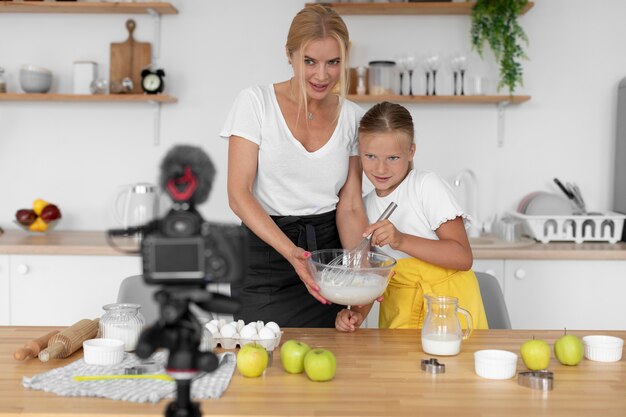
218;319;226;328
258;327;276;340
219;323;237;338
239;325;258;339
264;321;281;336
255;320;265;331
209;319;220;329
205;323;219;336
236;319;245;331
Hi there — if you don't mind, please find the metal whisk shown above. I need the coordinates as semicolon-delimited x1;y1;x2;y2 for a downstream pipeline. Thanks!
323;202;397;285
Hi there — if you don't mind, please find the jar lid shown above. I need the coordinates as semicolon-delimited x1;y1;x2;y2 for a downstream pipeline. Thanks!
368;60;396;66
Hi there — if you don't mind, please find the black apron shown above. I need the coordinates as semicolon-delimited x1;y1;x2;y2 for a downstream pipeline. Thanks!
231;210;344;327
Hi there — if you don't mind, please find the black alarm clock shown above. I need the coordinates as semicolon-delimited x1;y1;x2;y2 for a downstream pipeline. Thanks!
140;68;165;94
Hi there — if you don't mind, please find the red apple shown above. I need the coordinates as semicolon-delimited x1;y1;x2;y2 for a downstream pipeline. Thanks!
40;204;62;223
15;209;37;226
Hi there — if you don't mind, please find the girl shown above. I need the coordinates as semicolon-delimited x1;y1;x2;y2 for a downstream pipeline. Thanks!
221;5;367;327
335;102;488;331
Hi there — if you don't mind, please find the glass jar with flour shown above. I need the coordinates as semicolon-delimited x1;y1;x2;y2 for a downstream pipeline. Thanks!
100;303;145;351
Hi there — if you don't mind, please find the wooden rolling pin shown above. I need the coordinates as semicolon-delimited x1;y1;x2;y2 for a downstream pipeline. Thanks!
13;330;60;361
38;318;99;362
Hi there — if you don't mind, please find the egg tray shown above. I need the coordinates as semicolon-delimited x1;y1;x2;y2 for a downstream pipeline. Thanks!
201;331;283;352
509;212;626;244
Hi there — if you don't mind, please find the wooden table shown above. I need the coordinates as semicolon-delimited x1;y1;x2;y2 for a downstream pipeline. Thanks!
1;327;625;417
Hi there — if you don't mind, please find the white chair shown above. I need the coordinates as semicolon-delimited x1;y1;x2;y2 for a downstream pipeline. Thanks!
116;275;161;325
475;271;512;329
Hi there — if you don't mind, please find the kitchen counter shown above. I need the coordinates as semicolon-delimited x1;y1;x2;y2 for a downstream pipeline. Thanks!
1;230;626;259
1;327;625;417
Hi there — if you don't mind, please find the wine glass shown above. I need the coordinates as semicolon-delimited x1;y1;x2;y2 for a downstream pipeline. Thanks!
403;54;417;96
456;53;468;95
449;55;460;95
396;56;406;95
425;53;441;96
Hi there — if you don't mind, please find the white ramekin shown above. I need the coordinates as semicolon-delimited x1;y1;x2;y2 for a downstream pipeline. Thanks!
83;338;125;366
582;335;624;362
474;349;518;379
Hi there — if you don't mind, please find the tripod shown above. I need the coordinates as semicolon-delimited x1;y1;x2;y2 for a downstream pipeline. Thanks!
135;287;240;417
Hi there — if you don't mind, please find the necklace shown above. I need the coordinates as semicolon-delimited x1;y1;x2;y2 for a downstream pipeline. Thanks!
289;78;314;121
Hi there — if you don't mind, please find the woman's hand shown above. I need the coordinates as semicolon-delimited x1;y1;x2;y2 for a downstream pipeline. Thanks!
365;219;405;250
335;308;364;332
288;247;330;304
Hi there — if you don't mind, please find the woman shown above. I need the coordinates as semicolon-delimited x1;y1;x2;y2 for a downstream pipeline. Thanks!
220;5;367;327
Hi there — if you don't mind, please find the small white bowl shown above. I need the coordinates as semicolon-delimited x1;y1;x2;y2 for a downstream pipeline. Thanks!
83;338;125;366
20;65;53;93
474;349;518;379
582;335;624;362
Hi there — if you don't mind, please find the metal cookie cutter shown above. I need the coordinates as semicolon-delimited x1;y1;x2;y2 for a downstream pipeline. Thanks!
421;358;445;374
125;361;161;375
518;370;554;391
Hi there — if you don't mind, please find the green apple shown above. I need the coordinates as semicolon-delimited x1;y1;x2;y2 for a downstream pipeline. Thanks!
520;339;551;370
554;334;584;366
280;340;311;374
303;348;336;382
236;343;269;378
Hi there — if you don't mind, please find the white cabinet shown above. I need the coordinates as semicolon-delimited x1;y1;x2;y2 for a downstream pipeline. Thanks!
472;259;505;289
503;260;626;330
5;254;141;326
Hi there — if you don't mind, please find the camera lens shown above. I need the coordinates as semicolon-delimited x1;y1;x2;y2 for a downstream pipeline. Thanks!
162;210;201;237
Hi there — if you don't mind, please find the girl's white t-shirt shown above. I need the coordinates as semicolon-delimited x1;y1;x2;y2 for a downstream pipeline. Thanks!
363;169;472;260
220;85;364;216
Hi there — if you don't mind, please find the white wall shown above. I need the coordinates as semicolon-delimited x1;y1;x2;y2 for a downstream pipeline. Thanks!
1;0;624;231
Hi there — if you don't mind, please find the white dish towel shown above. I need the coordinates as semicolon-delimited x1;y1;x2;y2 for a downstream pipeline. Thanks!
23;351;236;404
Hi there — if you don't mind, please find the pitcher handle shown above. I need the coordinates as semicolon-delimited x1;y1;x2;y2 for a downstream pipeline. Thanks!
457;307;473;340
112;187;131;227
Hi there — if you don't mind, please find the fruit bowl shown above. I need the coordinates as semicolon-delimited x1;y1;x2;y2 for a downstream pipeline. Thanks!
308;249;396;306
13;220;59;234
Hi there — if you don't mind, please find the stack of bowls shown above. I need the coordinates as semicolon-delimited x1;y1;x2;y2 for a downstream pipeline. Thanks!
20;64;53;93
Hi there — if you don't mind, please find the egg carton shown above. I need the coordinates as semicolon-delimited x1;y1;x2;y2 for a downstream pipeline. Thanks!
202;331;283;351
509;212;626;244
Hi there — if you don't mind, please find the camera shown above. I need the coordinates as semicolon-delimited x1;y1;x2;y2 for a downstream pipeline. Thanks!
141;205;248;285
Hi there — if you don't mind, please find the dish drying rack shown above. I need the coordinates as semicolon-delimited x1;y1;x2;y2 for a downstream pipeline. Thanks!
509;212;626;244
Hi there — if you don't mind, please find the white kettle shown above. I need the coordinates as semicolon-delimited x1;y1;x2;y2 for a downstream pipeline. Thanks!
113;183;159;229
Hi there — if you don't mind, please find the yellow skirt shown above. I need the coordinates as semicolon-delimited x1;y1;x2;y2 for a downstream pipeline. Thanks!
379;257;489;330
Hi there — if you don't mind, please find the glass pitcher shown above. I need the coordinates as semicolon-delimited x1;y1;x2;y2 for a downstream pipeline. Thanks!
421;294;473;356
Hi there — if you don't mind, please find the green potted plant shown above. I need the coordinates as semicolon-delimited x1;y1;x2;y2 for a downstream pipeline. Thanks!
470;0;529;95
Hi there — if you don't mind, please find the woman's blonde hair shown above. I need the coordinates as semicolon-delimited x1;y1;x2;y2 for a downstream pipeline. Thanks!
359;101;415;168
286;5;349;120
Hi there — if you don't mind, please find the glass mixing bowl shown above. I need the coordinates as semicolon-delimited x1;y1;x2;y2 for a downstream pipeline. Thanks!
308;249;396;306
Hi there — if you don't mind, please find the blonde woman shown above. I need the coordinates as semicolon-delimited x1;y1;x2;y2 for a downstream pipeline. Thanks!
220;5;367;327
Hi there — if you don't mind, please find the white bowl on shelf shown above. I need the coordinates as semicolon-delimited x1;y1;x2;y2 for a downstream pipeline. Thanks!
474;349;518;379
20;64;53;93
583;335;624;362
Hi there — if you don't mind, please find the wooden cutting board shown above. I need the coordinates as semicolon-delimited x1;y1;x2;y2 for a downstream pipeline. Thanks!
110;19;151;94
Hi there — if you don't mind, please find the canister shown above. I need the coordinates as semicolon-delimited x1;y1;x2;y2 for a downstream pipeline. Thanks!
73;61;97;94
368;60;396;95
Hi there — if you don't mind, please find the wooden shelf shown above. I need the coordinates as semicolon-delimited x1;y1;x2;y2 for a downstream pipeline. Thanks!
0;1;178;15
306;2;533;16
347;94;531;104
0;93;177;103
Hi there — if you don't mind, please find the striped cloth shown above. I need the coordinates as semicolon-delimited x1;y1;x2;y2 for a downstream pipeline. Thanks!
22;351;236;404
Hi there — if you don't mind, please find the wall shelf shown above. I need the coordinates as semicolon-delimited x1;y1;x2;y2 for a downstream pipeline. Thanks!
306;2;534;16
0;93;177;103
0;1;178;15
347;94;530;105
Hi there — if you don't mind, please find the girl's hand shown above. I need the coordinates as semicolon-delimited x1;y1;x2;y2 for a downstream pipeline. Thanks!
365;220;405;250
288;247;330;305
335;309;364;332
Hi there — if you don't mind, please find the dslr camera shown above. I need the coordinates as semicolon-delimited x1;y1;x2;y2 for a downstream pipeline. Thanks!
141;206;248;285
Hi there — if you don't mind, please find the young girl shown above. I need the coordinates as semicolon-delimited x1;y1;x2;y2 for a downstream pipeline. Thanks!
335;102;488;331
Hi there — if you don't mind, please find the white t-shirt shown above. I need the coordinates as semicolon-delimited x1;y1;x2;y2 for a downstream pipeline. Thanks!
220;85;364;216
363;169;471;260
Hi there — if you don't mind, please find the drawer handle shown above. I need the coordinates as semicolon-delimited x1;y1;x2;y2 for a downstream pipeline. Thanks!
16;264;29;275
514;269;526;280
